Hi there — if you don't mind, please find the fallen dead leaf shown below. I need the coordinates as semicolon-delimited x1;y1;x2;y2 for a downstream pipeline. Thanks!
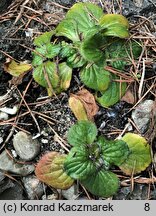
69;88;99;121
4;58;32;77
121;89;135;104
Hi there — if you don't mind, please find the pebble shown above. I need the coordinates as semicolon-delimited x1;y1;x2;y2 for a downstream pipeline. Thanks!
131;100;154;133
23;175;45;200
0;111;9;120
13;131;40;161
0;179;24;200
42;194;57;200
62;184;78;200
0;150;35;176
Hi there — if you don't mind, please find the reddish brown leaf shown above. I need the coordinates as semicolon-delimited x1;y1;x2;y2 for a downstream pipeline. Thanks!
69;88;99;121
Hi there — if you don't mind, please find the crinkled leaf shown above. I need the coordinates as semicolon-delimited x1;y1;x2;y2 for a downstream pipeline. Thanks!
35;152;74;189
97;136;130;166
64;146;97;180
80;33;106;62
34;31;54;47
99;14;129;38
119;133;152;175
4;59;32;77
67;120;97;146
56;2;103;41
67;53;86;68
58;62;72;91
81;169;119;197
96;75;127;107
105;40;142;70
80;64;111;91
60;42;86;68
69;96;88;121
32;54;44;67
33;43;61;61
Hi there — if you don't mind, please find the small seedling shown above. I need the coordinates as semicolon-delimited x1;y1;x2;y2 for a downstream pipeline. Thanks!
32;2;142;106
35;120;151;197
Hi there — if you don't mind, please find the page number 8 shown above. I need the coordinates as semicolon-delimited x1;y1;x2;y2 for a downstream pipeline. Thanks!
144;203;150;211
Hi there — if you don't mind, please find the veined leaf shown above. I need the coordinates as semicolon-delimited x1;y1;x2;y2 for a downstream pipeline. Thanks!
56;2;103;41
64;146;97;180
97;136;130;166
33;43;61;61
80;63;111;91
67;120;97;146
34;31;54;47
81;169;119;197
96;75;127;107
35;152;74;189
119;133;152;175
99;14;129;38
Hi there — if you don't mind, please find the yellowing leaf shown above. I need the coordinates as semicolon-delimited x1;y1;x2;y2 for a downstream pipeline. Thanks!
69;96;88;121
99;14;129;38
119;133;152;175
35;152;74;189
4;59;32;77
69;89;99;121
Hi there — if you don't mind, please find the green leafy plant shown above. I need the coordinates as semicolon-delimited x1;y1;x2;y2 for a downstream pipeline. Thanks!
35;120;151;197
32;2;142;107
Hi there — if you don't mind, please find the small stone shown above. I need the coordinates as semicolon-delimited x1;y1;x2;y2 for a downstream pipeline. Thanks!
23;175;45;200
0;150;35;176
131;100;155;133
13;131;40;161
42;194;57;200
62;184;78;200
0;111;9;120
41;138;48;144
0;179;24;200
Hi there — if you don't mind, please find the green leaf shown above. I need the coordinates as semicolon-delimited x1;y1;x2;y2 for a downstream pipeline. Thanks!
56;2;103;41
33;61;59;92
99;14;129;38
67;120;97;146
80;33;106;62
80;64;111;91
35;152;74;189
81;169;119;197
32;54;44;67
96;75;127;107
64;146;97;180
34;43;61;60
119;133;152;175
105;40;142;70
58;62;72;91
97;136;130;166
34;31;54;47
56;18;81;42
